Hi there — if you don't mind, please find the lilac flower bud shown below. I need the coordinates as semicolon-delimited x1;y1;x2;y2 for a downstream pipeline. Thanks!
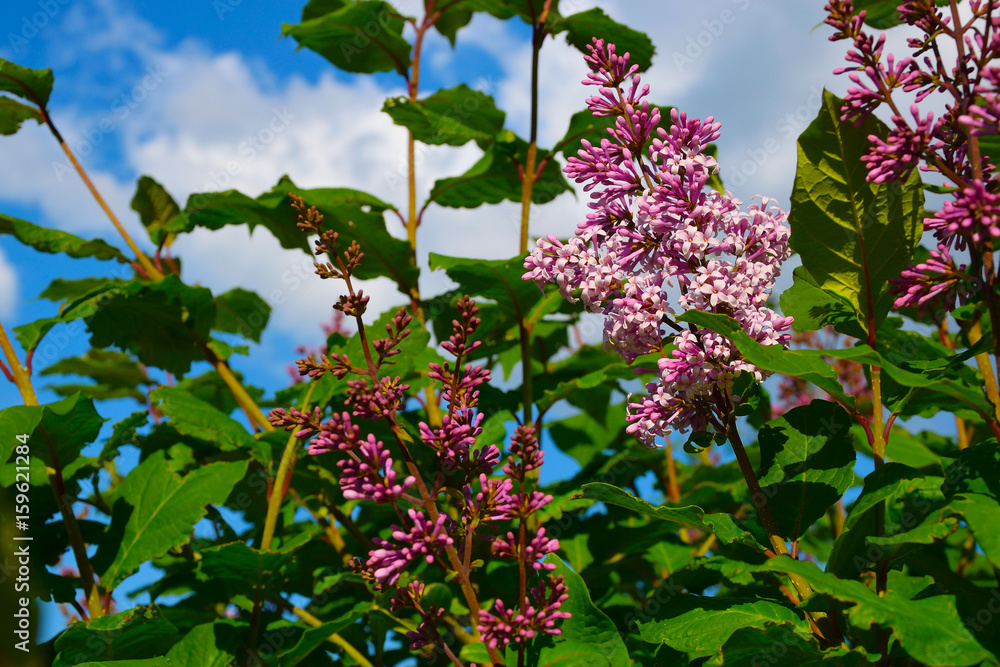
366;509;454;586
336;434;415;504
890;243;970;315
463;474;515;524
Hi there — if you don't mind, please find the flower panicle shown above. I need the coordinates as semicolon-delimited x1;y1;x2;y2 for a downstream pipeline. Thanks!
524;38;794;446
824;1;1000;316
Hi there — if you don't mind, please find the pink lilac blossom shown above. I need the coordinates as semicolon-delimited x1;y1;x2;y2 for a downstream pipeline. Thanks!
824;1;1000;315
524;38;794;445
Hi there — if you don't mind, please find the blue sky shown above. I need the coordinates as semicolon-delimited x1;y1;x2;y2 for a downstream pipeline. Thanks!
0;0;958;643
0;0;877;413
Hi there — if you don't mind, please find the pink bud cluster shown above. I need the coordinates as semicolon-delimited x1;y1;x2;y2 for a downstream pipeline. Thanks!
271;294;571;658
824;1;999;319
523;38;793;444
476;426;570;650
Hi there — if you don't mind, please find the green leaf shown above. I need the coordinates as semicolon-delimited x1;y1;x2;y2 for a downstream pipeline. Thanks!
152;387;268;464
58;275;216;375
41;349;148;401
751;559;989;666
431;2;474;45
874;319;988;418
12;315;61;352
779;266;866;338
478;408;514;449
944;441;1000;499
0;58;53;107
184;185;309;253
74;660;173;667
677;310;855;407
0;96;42;134
277;611;366;666
712;625;870;666
382;84;505;146
131;175;190;247
173;368;265;417
461;643;493;664
980;133;1000;172
53;605;179;667
472;0;546;22
212;287;271;342
868;424;943;471
547;407;626;469
865;504;959;551
198;539;308;598
636;594;804;656
99;411;148;464
949;493;1000;567
0;404;43;468
428;252;543;317
300;0;347;20
1;393;106;473
187;177;415;293
40;277;113;302
288;181;416;293
853;0;948;28
550;8;655;72
520;554;631;666
536;361;627;416
428;130;571;208
282;1;412;76
827;463;944;578
165;621;243;667
788;89;923;336
206;337;249;361
92;451;248;587
0;213;129;262
757;400;857;540
578;482;759;548
679;310;996;419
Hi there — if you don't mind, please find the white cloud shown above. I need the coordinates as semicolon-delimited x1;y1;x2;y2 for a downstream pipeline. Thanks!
0;0;920;343
0;245;18;320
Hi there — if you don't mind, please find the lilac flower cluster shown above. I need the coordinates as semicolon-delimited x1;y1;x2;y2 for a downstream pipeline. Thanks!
269;207;571;662
477;424;570;650
824;0;1000;317
523;39;793;444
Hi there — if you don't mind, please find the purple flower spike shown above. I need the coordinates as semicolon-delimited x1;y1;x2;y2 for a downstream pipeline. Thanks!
337;434;415;504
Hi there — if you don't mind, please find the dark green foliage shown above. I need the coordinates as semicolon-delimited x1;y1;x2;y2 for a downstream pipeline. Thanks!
0;5;996;667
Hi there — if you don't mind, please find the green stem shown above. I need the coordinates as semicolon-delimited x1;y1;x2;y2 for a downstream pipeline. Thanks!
198;338;273;432
518;26;541;255
0;319;104;619
36;85;278;438
727;417;826;641
37;107;161;280
288;603;375;667
404;7;444;430
261;381;317;551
